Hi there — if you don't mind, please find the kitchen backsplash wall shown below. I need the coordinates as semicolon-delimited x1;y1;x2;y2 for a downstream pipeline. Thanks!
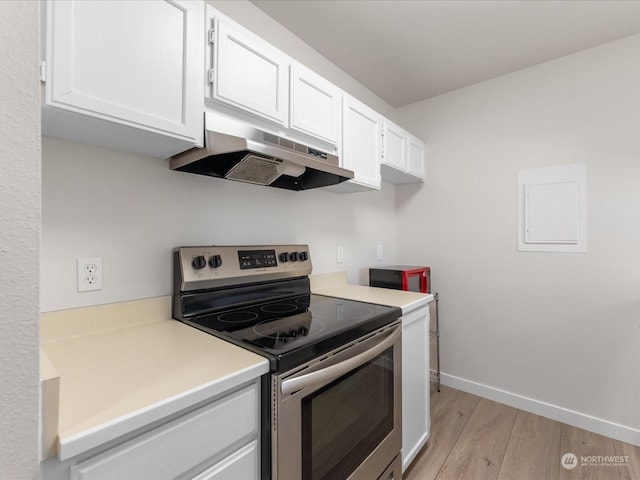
41;137;396;312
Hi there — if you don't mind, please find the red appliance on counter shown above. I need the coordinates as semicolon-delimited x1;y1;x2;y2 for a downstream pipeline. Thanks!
369;265;431;293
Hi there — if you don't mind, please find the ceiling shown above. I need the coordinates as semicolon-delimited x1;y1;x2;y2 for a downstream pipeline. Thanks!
251;0;640;107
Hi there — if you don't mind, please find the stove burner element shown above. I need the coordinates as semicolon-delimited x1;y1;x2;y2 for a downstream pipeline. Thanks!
261;303;298;313
253;319;324;341
218;311;259;323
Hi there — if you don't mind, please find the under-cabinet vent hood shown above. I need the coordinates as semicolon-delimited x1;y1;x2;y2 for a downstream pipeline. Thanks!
170;120;353;191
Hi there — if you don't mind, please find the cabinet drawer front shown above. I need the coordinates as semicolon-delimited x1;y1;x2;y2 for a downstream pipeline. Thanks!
70;383;258;480
214;19;289;125
191;440;258;480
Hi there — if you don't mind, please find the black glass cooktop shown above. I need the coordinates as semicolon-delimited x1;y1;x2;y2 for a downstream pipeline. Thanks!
183;293;401;372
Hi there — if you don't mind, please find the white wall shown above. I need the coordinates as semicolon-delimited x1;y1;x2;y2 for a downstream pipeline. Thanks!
397;34;640;442
41;138;396;311
0;1;40;477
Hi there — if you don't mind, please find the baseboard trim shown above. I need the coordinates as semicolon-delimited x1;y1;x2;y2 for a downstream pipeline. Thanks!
440;373;640;447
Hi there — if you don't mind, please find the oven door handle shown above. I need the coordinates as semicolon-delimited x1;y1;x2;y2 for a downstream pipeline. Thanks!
281;327;400;396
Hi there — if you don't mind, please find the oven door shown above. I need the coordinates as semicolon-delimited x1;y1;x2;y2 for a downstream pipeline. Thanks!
273;323;401;480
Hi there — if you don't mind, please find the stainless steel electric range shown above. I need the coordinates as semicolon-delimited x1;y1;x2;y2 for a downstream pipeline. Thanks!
172;245;403;480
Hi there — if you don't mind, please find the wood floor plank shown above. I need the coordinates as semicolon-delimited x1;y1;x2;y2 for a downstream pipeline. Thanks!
559;424;620;480
496;410;562;480
404;386;638;480
434;398;518;480
404;386;481;480
613;439;640;480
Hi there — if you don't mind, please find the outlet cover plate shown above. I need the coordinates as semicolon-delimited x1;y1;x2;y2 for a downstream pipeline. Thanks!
77;257;103;292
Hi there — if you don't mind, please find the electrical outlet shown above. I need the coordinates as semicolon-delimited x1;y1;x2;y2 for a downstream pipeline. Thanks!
376;244;383;261
337;246;344;264
77;257;103;292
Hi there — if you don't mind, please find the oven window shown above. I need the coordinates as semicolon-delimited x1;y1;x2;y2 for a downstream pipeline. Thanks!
301;348;394;480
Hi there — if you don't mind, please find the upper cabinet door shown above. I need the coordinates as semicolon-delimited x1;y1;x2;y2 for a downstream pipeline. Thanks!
341;95;382;190
289;64;341;145
382;120;408;171
407;135;425;179
380;119;425;184
212;19;289;126
45;0;202;145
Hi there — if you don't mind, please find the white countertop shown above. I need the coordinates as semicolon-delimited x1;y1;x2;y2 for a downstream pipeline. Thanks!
311;271;433;314
41;277;431;461
41;296;268;461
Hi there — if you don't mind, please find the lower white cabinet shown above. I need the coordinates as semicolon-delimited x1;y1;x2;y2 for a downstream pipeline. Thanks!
401;306;430;472
43;380;260;480
191;440;258;480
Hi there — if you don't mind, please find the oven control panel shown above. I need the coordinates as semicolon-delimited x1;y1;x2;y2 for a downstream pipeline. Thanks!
175;245;312;292
238;249;278;269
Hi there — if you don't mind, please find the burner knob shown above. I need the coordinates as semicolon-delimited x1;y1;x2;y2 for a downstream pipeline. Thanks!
298;327;308;336
208;255;223;268
279;252;288;263
299;251;308;261
289;329;298;338
192;255;207;270
289;252;298;262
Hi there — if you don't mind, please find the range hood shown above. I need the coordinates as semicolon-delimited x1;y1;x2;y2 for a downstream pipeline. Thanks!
170;120;353;191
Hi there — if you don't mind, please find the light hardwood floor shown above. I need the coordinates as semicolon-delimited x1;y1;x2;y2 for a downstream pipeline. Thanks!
404;385;640;480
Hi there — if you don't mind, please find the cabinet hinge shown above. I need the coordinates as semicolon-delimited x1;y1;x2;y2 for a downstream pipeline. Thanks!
208;69;215;85
39;61;46;83
208;28;215;45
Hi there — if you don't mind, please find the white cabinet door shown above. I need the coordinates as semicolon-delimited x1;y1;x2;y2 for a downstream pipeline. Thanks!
44;0;202;152
380;119;425;184
191;441;258;480
290;64;341;145
340;95;382;190
401;306;430;472
212;18;289;126
382;120;407;171
407;135;425;179
70;383;259;480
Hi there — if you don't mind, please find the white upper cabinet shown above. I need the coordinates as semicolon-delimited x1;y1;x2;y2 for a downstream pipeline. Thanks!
333;95;382;192
211;17;289;126
289;64;341;145
42;0;203;158
380;119;424;184
382;120;408;171
407;134;425;179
